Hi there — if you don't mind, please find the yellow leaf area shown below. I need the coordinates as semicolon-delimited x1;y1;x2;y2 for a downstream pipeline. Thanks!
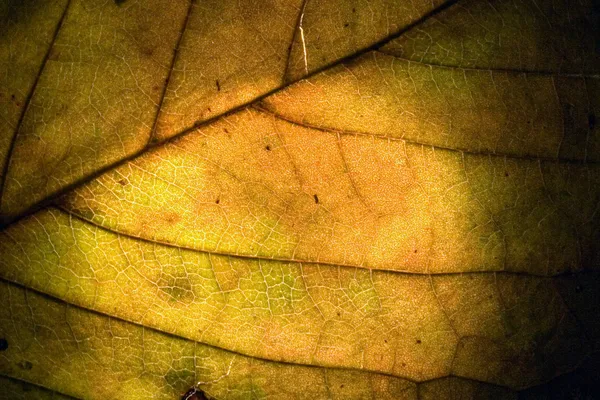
1;0;599;399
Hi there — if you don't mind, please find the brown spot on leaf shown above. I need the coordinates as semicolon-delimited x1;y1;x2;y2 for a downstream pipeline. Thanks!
142;47;155;57
215;198;220;204
313;194;319;204
216;80;221;91
18;360;33;370
416;339;422;344
265;145;271;151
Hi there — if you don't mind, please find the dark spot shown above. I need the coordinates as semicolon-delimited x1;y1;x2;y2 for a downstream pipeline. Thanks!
340;384;345;388
11;94;15;101
159;275;193;303
401;362;406;367
143;50;156;62
384;339;388;343
352;7;356;12
416;339;422;344
18;360;33;370
504;172;509;177
313;194;319;204
152;85;159;92
215;198;220;204
164;368;195;393
223;128;229;133
336;311;341;317
414;249;418;253
589;113;596;130
114;0;127;5
207;107;211;112
265;145;271;151
118;179;127;186
344;23;349;28
181;387;208;400
0;338;7;351
215;80;221;91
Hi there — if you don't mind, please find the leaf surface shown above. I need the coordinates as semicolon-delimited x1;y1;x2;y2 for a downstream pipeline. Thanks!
0;0;599;398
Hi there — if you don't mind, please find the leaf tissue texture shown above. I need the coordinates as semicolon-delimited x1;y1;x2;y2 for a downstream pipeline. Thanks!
0;0;599;399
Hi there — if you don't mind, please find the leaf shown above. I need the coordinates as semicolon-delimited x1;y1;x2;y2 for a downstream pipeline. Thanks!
0;0;599;399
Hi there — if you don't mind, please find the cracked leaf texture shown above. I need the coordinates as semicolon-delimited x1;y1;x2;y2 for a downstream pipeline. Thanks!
0;0;599;399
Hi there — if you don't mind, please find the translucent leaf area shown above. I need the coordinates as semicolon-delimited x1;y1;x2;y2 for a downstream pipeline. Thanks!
0;0;599;398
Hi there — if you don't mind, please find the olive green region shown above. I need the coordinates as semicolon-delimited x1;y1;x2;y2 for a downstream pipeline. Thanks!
1;208;598;389
0;279;418;399
60;108;599;275
0;0;68;186
2;358;599;400
0;0;190;218
0;375;77;400
262;53;600;162
381;0;600;74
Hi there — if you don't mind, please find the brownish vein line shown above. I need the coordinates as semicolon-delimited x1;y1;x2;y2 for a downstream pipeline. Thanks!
0;0;495;229
254;105;600;165
375;49;600;78
145;0;195;147
51;204;586;278
0;0;72;210
157;0;461;145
